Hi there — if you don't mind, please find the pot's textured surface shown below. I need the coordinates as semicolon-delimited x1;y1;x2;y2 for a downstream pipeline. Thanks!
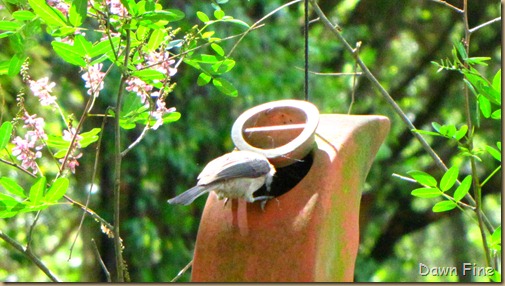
192;114;390;282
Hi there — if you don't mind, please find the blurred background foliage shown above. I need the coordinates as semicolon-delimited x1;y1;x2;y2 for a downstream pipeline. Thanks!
0;0;501;282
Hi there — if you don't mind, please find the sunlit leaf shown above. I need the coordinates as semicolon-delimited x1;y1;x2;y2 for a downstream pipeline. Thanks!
52;41;86;66
212;77;238;97
453;175;471;202
28;0;67;27
440;165;459;192
432;200;457;212
407;170;437;187
12;10;36;21
411;187;441;198
485;145;501;162
44;177;69;202
68;0;87;27
196;11;209;23
0;121;13;150
29;177;46;205
0;177;26;198
197;73;212;86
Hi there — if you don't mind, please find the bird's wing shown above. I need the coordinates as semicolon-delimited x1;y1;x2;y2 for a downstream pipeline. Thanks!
197;151;271;185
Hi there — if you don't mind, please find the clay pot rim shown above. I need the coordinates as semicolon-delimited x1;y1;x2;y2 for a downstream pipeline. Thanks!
231;99;319;168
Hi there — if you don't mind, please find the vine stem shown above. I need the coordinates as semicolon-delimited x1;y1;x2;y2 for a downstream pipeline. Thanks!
308;0;494;234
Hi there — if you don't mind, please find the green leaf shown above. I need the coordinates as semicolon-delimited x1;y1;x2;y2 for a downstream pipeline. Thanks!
162;111;181;124
68;0;87;27
439;165;459;192
411;187;441;198
407;170;437;187
431;122;442;132
432;200;457;212
12;10;36;21
453;125;468;141
478;96;491;118
90;37;121;58
485;145;501;162
489;225;501;251
0;121;13;150
192;54;221;64
51;41;86;66
44;177;69;202
79;128;101;148
28;0;67;27
132;69;165;81
454;41;467;60
0;177;26;198
212;77;238;97
138;9;185;24
466;56;490;66
212;59;235;74
29;177;46;205
8;53;26;76
491;109;501;120
73;34;92;57
214;9;225;20
211;43;225;57
0;21;21;31
197;72;212;86
147;29;166;52
453;175;472;202
492;69;501;93
196;11;209;23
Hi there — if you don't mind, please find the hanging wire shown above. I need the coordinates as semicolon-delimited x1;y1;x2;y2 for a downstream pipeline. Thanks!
304;0;309;101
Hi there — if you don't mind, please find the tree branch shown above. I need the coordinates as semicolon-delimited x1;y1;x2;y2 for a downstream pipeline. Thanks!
0;230;61;282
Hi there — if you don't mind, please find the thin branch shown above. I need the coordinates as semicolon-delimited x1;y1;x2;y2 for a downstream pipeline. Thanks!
0;230;61;282
427;0;464;13
69;107;111;260
91;238;111;282
171;259;193;282
469;16;502;34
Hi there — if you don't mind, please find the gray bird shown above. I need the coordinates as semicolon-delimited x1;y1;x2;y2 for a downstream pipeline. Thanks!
167;150;276;206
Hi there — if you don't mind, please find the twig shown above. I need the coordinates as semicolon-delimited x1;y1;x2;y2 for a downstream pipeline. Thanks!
469;16;502;34
171;259;193;282
427;0;464;13
69;107;110;260
0;230;61;282
91;238;111;282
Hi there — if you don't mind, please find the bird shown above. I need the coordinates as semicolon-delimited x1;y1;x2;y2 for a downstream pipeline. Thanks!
167;150;276;208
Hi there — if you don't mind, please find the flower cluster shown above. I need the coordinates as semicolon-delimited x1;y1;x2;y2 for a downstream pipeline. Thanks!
59;128;83;174
11;113;47;174
47;0;70;16
106;0;128;16
81;63;106;98
150;99;176;130
29;77;57;106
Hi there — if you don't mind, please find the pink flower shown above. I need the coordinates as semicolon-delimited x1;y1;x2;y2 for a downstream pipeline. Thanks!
150;99;176;130
59;152;82;174
12;113;48;174
82;64;105;97
47;0;70;16
59;127;83;173
12;136;41;173
147;51;177;77
126;77;153;103
106;0;128;16
29;77;57;106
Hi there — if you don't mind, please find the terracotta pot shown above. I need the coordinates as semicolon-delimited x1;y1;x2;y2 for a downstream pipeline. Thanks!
191;105;390;282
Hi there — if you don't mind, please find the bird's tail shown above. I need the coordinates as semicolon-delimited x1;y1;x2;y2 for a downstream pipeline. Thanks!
167;185;210;205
